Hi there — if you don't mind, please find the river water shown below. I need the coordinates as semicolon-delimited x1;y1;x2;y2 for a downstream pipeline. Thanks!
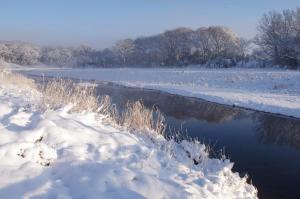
94;81;300;199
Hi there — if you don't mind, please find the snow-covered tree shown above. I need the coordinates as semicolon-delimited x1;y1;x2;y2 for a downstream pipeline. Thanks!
113;39;135;65
0;25;249;67
0;42;41;65
96;48;119;67
72;45;96;67
41;47;73;66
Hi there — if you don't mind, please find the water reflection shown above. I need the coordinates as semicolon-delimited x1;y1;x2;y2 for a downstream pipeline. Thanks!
255;115;300;149
96;82;241;123
96;82;300;150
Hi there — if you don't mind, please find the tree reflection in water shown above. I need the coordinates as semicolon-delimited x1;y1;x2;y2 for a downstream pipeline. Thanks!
254;115;300;149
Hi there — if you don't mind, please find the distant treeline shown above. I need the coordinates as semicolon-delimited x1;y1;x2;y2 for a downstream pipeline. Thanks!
0;7;299;69
0;26;248;68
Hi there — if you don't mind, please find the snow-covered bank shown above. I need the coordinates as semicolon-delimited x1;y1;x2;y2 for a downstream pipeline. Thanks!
0;71;258;198
17;66;300;118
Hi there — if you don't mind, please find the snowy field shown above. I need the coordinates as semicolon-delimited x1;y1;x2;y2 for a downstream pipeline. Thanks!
0;70;257;198
17;66;300;118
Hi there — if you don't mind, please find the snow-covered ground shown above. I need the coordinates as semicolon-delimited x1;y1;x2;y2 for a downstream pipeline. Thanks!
17;66;300;118
0;70;257;198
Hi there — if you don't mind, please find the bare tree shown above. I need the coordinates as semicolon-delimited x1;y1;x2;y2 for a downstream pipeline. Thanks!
163;27;194;65
133;35;168;66
255;8;300;67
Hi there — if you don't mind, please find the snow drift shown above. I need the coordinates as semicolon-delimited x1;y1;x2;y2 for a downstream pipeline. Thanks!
0;69;258;198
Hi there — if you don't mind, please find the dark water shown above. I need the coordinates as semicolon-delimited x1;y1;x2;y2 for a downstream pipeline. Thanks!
93;81;300;199
29;75;300;199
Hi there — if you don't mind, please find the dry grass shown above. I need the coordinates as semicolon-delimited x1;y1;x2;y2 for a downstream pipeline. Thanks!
40;79;101;113
0;68;36;89
121;101;165;135
0;70;166;135
40;79;166;135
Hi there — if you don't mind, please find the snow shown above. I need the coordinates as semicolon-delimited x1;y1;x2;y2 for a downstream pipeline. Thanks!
17;66;300;118
0;71;258;198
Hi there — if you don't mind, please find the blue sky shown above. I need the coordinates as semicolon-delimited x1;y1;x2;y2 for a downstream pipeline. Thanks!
1;0;299;49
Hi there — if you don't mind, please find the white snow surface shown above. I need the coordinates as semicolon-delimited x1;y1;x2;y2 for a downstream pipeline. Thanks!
0;73;258;198
16;66;300;118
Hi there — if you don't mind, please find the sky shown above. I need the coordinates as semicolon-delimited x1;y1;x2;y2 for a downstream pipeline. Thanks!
0;0;299;49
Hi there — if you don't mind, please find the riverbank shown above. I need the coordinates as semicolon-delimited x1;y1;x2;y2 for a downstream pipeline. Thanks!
0;70;258;199
16;66;300;118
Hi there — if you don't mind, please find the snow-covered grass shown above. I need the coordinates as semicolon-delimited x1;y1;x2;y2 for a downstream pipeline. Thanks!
40;78;100;113
17;66;300;118
0;70;258;198
0;67;36;90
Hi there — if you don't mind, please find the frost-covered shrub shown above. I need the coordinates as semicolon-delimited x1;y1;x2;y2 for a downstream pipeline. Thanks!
0;42;41;65
206;58;237;68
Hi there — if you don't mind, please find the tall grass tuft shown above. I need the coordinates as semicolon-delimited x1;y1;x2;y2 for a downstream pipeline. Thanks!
39;79;101;113
121;101;165;135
